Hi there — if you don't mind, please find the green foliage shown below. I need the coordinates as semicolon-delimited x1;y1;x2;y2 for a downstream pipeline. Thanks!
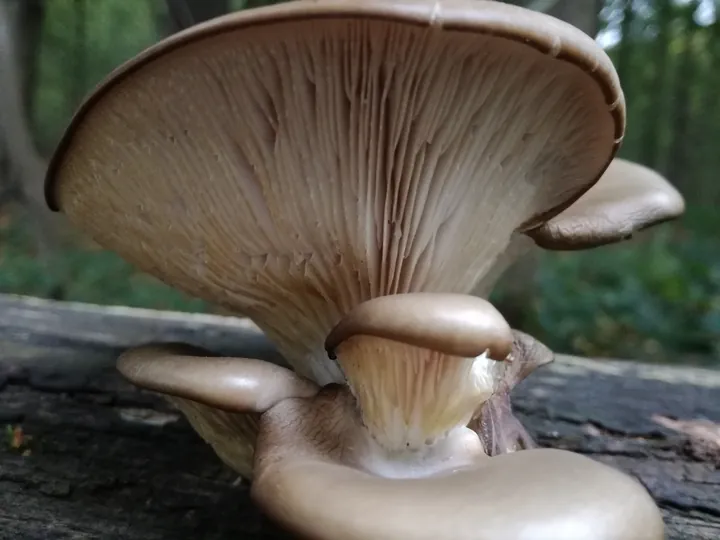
2;0;718;365
0;216;206;312
521;219;720;365
32;0;162;150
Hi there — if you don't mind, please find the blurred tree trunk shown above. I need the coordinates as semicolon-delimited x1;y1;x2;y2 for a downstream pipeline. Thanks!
640;0;672;172
546;0;601;36
667;2;700;186
694;19;720;201
614;0;635;90
72;0;86;109
501;0;599;36
12;0;44;119
163;0;231;34
183;0;230;22
0;0;65;255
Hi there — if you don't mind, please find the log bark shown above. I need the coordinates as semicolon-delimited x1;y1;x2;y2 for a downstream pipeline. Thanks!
1;294;718;539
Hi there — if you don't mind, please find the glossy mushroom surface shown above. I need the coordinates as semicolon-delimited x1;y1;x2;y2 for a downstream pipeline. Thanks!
45;0;671;536
118;349;666;540
118;343;319;413
252;384;665;540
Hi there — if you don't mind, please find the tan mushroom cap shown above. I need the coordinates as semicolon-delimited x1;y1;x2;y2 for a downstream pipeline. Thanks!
325;293;513;360
252;386;665;540
253;450;664;540
528;158;685;250
117;343;320;478
118;343;319;413
45;0;623;387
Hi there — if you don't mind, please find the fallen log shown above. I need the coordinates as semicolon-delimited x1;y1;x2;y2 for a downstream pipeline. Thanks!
0;294;718;539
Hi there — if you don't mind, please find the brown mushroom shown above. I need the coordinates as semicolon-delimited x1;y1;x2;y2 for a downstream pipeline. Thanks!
117;343;318;477
469;159;685;454
325;293;513;450
473;158;685;296
118;343;319;414
250;384;664;540
116;343;664;539
43;0;667;537
45;0;622;387
528;157;685;250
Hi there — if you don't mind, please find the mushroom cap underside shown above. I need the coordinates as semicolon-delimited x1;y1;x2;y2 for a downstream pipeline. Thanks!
46;0;623;378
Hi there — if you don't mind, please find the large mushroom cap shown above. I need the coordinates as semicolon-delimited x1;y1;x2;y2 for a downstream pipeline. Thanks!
254;450;664;540
46;0;623;385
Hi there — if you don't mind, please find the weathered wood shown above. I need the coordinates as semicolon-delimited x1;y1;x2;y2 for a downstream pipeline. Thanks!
0;293;284;372
1;294;718;539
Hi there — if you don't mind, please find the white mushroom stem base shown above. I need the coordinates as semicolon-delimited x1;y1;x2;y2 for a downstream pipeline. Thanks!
252;385;665;540
336;338;503;454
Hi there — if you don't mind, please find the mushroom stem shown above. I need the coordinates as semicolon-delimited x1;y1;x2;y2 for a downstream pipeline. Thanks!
326;293;513;452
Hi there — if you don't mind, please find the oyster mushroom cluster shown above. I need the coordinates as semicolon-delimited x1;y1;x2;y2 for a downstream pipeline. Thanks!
45;1;684;539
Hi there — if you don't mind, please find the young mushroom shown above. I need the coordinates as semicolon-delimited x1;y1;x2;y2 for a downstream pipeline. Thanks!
324;293;513;456
43;0;679;537
474;157;685;295
469;329;555;455
117;343;319;478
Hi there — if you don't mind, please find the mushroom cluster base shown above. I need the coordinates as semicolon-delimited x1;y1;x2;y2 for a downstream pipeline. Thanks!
251;384;665;540
116;339;666;540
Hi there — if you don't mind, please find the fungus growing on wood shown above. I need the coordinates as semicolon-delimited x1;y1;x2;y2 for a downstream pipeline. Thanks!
528;157;685;250
45;0;680;538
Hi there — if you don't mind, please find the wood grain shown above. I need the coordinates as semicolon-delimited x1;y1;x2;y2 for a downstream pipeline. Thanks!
1;294;718;539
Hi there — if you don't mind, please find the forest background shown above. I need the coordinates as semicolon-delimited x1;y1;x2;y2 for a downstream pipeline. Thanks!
1;0;718;366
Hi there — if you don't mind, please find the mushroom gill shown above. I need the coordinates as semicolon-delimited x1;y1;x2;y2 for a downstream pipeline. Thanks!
47;0;622;384
46;0;624;469
325;293;512;451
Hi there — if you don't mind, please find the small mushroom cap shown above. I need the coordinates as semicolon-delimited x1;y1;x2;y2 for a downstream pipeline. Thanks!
528;158;685;250
325;293;513;360
117;343;319;414
504;329;555;388
470;330;554;455
45;0;623;383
